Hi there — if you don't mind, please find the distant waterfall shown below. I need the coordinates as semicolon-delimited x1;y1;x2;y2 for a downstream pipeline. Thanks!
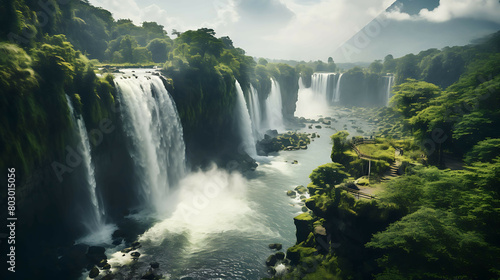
115;75;186;213
247;84;263;140
235;81;257;157
334;73;343;103
385;75;394;106
66;96;105;234
311;73;330;102
265;78;284;131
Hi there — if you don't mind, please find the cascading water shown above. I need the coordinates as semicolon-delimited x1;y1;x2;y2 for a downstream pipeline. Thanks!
311;73;330;102
114;74;186;213
247;85;263;140
235;81;257;157
66;96;104;232
334;73;343;103
265;79;284;131
385;75;394;106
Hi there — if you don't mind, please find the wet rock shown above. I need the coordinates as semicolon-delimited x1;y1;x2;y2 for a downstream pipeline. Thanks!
268;243;283;250
275;252;285;260
266;254;278;266
97;259;107;268
121;247;134;253
89;266;99;278
286;190;296;197
131;251;141;258
131;241;141;248
294;185;307;194
102;263;111;270
150;262;160;269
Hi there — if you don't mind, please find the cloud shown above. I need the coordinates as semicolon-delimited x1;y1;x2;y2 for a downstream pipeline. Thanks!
418;0;500;24
87;0;393;60
382;0;500;24
384;4;417;21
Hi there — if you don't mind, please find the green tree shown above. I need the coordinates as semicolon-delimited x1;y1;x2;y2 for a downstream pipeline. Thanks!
132;47;152;63
119;35;137;62
383;54;396;73
310;162;349;187
147;38;170;63
369;60;383;73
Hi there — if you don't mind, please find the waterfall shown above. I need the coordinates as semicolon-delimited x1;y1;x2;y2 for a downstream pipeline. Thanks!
66;96;115;244
235;81;257;157
385;75;394;106
296;77;329;119
334;73;343;103
311;73;330;102
265;78;284;131
247;84;263;140
114;75;186;213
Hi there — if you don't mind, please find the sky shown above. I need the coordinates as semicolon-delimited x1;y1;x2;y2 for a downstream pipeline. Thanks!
88;0;500;62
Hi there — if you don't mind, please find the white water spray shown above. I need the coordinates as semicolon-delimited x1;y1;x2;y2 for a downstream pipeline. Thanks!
247;84;263;140
235;81;257;157
334;73;343;103
115;75;186;213
67;96;117;245
295;77;330;119
66;96;104;230
385;75;394;106
265;79;284;131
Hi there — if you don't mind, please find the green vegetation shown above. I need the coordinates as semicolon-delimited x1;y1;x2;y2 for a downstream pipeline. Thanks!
275;31;500;280
356;143;395;162
0;34;116;177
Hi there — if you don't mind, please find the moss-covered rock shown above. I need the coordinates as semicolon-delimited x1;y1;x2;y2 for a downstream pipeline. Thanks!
89;266;99;278
295;185;308;194
286;244;317;266
266;254;278;267
294;213;315;244
269;243;283;250
256;132;310;155
287;190;297;197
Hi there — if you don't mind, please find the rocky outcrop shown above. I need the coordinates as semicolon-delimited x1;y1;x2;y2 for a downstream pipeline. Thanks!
293;213;315;244
257;132;311;155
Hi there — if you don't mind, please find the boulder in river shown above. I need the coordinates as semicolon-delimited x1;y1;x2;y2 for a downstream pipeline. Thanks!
89;266;99;278
268;243;283;250
275;252;285;260
286;190;296;197
294;185;307;194
266;254;278;266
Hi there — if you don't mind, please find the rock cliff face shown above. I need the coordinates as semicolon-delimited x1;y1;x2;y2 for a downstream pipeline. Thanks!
338;70;389;107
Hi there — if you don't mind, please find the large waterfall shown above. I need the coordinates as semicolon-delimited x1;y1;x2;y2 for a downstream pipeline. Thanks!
265;79;284;131
384;75;394;106
235;81;257;157
66;96;104;232
247;84;263;140
115;75;186;213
